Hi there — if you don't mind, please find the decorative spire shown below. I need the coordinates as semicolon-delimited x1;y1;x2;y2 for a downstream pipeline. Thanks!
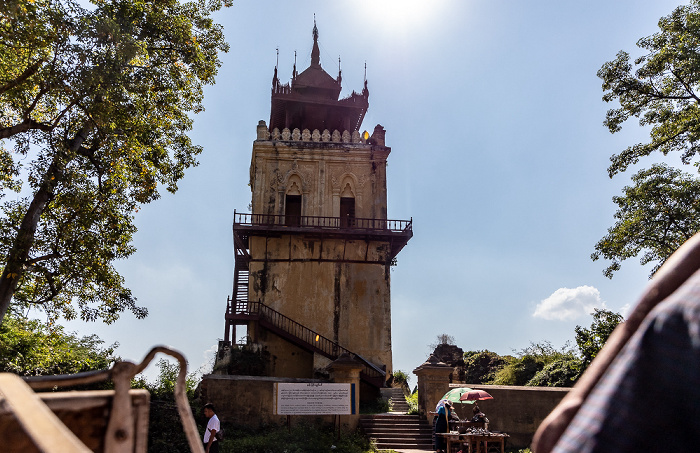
337;56;342;84
292;50;297;80
363;61;368;97
272;47;279;88
311;15;320;67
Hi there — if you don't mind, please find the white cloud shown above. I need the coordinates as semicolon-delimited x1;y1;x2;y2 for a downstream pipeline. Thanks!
619;303;632;318
533;286;606;321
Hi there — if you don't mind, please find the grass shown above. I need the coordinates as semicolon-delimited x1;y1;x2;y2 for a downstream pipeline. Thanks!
217;422;386;453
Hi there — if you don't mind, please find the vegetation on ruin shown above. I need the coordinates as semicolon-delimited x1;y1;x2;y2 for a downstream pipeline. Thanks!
460;309;623;387
213;344;271;376
593;0;700;277
0;0;229;324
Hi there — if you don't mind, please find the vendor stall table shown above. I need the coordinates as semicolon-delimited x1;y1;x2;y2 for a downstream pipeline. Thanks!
437;431;509;453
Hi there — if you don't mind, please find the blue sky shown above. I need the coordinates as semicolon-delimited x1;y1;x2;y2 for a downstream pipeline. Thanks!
59;0;689;382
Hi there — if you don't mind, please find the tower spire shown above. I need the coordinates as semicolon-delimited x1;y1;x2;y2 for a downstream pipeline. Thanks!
272;47;279;88
311;15;320;67
337;56;342;84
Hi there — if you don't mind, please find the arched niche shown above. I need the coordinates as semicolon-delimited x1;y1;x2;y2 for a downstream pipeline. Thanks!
284;174;303;226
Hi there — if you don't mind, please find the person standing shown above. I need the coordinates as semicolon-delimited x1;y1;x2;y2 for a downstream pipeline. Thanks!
434;400;453;453
203;403;220;453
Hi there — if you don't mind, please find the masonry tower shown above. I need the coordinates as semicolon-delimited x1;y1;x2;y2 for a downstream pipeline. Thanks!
221;24;412;390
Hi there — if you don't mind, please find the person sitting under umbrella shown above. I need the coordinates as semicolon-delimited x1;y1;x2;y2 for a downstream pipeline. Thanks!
471;405;489;423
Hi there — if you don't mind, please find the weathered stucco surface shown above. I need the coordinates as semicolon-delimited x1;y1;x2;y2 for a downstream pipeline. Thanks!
250;139;389;220
246;133;394;378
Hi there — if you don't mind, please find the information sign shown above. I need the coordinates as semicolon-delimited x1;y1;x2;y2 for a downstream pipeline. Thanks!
275;382;355;415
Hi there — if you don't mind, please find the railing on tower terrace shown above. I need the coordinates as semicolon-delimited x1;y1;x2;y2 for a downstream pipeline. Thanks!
228;299;386;384
233;211;412;234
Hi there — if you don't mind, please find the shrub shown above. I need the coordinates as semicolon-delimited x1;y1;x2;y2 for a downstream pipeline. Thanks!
526;355;582;387
490;341;576;386
463;350;507;384
406;391;419;415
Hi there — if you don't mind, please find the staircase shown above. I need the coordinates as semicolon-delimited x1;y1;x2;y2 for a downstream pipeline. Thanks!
381;387;410;413
360;414;433;451
225;218;386;388
232;234;250;307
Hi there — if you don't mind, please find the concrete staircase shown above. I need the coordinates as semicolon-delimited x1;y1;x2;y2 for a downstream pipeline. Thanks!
382;387;410;413
360;414;433;451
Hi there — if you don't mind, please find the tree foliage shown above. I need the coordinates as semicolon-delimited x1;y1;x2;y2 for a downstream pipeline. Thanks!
592;164;700;278
0;314;117;375
491;341;579;387
0;0;229;324
595;0;700;276
575;308;624;369
526;355;581;387
463;350;507;384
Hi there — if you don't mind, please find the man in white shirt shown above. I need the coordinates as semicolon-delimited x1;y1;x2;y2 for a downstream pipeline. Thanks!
203;403;220;453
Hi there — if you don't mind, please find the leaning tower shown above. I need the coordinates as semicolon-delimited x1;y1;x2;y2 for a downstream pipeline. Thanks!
221;24;412;391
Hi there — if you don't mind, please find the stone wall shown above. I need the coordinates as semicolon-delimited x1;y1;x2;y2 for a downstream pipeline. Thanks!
454;384;569;448
199;373;360;430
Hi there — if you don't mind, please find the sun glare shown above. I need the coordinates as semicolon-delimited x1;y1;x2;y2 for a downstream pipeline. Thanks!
353;0;449;34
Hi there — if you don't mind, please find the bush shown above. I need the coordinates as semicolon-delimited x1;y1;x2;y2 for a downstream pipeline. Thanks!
213;345;270;376
490;341;576;387
526;355;582;387
463;350;507;384
406;390;419;415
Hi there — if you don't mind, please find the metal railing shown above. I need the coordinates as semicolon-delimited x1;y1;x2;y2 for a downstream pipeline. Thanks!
229;300;385;383
233;211;412;233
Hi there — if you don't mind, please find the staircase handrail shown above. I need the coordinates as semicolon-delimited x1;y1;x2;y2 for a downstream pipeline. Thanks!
232;300;385;382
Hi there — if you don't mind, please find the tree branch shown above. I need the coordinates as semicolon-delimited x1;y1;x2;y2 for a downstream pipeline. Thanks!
0;118;53;139
0;59;45;95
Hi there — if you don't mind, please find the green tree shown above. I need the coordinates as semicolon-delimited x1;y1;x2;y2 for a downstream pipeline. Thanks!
575;308;624;369
0;0;229;324
595;0;700;276
592;164;700;278
526;355;582;387
462;350;507;384
0;314;117;375
491;341;577;387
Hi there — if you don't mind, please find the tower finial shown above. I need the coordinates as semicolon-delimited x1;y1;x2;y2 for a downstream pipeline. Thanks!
292;50;297;80
363;61;369;97
337;56;342;84
273;47;279;88
311;15;320;67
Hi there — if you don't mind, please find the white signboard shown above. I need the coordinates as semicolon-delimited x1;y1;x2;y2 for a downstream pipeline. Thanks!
275;383;355;415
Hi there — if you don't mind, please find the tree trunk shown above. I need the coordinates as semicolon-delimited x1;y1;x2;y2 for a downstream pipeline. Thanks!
0;127;89;323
